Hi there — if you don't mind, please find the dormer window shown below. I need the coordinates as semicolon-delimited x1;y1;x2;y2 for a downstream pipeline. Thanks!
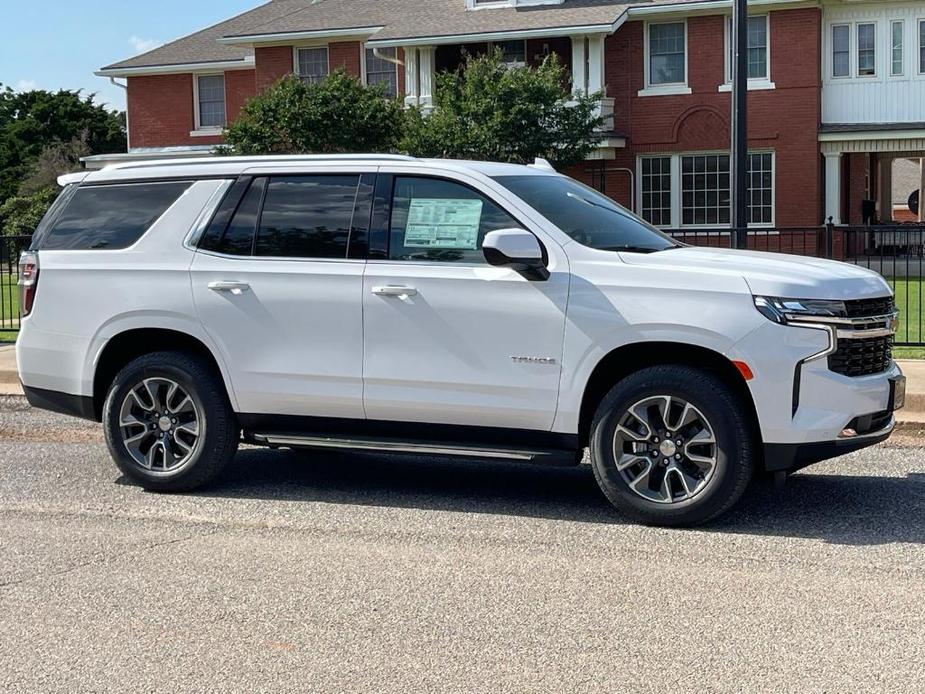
466;0;564;9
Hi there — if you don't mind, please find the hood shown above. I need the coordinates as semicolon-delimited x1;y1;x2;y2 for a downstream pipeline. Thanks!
619;246;892;300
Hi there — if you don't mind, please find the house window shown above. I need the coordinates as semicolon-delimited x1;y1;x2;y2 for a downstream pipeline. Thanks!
857;23;876;76
640;157;672;227
297;47;329;84
196;75;225;130
681;154;731;226
747;152;774;225
832;24;850;77
495;40;527;66
648;22;686;85
892;20;905;75
642;152;774;227
920;20;925;73
726;15;769;81
365;47;398;97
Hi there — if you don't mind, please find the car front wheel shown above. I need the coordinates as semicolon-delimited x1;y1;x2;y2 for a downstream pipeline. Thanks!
589;365;755;527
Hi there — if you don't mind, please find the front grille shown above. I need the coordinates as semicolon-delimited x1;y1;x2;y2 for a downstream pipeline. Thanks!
829;335;894;377
844;296;895;319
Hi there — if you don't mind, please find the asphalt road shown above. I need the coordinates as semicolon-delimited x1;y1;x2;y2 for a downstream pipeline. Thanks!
1;397;923;693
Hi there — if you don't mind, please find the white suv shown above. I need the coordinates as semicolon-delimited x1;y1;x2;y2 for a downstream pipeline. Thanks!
16;155;905;526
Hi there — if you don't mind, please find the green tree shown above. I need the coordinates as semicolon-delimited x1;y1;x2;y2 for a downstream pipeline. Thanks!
223;71;405;155
0;186;59;237
401;51;603;168
0;85;125;205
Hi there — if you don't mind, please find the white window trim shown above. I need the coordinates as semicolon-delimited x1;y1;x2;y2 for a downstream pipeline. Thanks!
639;20;692;97
293;44;331;83
191;73;226;137
719;14;775;92
856;21;878;79
636;150;776;229
362;44;401;96
890;19;905;78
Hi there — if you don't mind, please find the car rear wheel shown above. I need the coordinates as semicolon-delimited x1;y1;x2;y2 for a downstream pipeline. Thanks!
103;351;239;492
589;365;754;527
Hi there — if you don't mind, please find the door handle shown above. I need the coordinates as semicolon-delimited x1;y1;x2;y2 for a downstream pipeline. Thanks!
372;285;418;298
208;281;251;296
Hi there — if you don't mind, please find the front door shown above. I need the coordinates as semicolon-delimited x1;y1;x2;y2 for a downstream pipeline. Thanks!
191;172;371;418
362;174;569;431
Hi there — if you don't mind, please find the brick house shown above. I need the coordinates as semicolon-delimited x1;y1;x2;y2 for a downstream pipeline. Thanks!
93;0;925;230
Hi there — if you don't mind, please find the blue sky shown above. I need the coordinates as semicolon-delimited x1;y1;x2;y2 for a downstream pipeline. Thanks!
0;1;261;111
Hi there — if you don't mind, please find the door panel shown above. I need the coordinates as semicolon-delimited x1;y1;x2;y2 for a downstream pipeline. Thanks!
362;174;569;431
192;254;366;417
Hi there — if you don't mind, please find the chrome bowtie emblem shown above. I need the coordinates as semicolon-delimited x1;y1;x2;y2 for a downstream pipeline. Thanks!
511;356;557;365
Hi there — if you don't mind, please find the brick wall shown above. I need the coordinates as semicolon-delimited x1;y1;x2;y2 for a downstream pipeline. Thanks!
329;41;362;76
255;46;294;92
226;69;257;124
570;8;824;228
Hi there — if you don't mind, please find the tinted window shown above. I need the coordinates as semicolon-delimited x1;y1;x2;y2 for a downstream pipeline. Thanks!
256;176;358;258
494;175;678;253
201;178;265;256
40;182;191;251
390;177;520;263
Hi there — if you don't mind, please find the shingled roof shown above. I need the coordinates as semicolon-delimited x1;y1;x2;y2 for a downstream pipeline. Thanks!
100;0;719;73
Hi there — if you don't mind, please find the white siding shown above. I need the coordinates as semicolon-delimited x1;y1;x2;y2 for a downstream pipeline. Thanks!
822;2;925;124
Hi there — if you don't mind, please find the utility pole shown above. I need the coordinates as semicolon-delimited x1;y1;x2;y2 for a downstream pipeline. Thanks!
731;0;748;249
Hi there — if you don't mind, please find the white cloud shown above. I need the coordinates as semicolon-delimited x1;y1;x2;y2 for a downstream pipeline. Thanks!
129;35;162;54
15;80;39;92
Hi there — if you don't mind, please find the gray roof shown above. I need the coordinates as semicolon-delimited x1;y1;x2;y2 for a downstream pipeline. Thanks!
102;0;711;72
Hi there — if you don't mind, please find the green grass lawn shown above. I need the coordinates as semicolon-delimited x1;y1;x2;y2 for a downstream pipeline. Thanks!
891;278;925;359
0;273;20;344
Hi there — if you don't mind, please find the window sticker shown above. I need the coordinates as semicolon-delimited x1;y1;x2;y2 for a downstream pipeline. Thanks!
404;198;483;249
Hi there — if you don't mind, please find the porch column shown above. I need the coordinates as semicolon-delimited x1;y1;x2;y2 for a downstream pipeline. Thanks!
824;152;842;225
587;35;606;96
404;48;420;108
418;46;436;112
920;158;925;222
571;36;587;94
879;155;893;223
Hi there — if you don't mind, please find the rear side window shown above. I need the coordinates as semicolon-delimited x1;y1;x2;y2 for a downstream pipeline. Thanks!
39;181;191;250
255;175;359;258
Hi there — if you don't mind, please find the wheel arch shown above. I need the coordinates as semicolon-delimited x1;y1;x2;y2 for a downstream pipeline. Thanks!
576;341;761;449
92;328;234;421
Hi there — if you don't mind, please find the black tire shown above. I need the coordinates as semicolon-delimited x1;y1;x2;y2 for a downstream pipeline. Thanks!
589;365;755;527
103;350;239;492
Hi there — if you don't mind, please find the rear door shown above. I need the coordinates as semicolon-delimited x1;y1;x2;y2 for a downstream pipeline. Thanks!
361;171;570;431
191;167;374;418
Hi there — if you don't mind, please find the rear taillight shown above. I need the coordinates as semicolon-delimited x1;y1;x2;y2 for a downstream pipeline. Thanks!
18;251;39;318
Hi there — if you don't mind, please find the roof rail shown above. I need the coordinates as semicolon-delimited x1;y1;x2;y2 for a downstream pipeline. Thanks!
106;153;418;172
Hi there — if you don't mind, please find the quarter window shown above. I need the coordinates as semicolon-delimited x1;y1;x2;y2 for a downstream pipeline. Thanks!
365;47;398;97
832;24;850;77
389;177;520;263
892;20;904;76
640;157;673;227
40;182;191;251
858;23;876;76
648;23;686;85
297;47;329;84
201;178;266;256
196;75;226;129
256;176;360;258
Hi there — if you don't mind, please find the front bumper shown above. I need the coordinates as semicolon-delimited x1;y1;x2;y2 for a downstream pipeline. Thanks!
763;413;895;472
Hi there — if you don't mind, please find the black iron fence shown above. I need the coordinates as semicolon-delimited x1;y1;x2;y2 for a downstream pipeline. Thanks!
0;235;33;334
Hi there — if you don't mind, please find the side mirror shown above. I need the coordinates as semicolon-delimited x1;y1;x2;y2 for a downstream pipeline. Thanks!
482;229;550;281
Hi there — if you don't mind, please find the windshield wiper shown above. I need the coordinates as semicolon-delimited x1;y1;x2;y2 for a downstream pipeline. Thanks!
601;245;673;254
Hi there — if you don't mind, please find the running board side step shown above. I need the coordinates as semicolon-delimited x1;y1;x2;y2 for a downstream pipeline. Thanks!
247;433;578;466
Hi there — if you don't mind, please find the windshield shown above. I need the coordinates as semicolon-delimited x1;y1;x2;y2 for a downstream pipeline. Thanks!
493;175;680;253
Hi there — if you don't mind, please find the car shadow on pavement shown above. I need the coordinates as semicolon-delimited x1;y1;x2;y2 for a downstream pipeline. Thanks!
181;447;925;546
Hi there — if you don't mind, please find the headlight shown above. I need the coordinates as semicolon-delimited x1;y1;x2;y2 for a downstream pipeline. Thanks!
753;296;847;325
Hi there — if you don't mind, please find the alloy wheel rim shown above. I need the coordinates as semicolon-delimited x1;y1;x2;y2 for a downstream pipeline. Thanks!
612;395;718;504
118;378;202;473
